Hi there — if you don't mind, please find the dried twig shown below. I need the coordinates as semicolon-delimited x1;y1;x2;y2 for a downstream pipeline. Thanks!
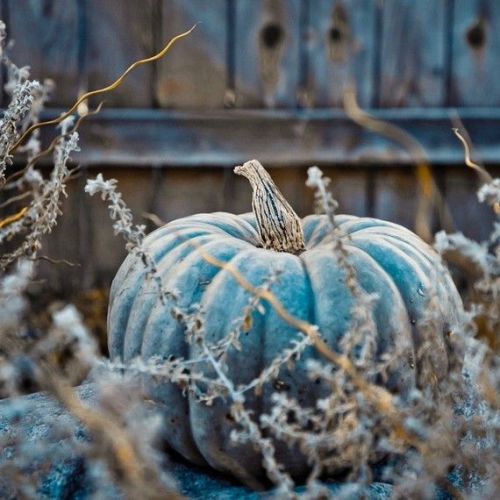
453;127;500;216
30;255;81;267
343;85;454;241
40;367;183;500
179;232;424;451
0;206;27;229
9;26;196;155
142;212;166;228
452;128;491;183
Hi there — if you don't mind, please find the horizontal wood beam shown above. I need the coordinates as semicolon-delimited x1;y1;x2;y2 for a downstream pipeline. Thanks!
37;107;500;167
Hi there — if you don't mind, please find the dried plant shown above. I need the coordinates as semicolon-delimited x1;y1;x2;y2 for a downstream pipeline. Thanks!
85;163;498;499
0;22;187;499
0;16;498;500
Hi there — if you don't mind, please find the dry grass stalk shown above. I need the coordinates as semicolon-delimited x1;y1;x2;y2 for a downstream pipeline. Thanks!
342;85;454;241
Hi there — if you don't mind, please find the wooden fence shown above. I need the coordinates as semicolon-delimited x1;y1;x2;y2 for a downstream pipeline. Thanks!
2;0;499;293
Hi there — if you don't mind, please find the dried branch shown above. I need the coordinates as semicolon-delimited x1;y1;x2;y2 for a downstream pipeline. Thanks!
0;206;27;229
30;255;81;267
452;127;491;182
453;127;500;215
179;232;423;451
9;26;196;155
343;85;454;241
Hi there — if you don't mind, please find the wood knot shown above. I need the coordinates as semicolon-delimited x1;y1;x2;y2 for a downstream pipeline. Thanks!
261;22;284;50
466;17;486;50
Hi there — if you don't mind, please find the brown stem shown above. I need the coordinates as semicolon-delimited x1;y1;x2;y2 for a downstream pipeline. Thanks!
234;159;305;253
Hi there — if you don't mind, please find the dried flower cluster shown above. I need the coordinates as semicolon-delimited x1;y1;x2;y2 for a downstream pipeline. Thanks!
0;27;180;499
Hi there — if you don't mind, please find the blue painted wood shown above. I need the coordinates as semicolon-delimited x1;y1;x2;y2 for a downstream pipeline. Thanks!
153;168;226;222
157;0;227;108
324;167;368;217
305;0;377;108
450;0;500;106
34;107;500;167
4;0;81;106
234;0;302;108
373;168;419;231
378;0;447;107
85;0;156;107
444;168;496;242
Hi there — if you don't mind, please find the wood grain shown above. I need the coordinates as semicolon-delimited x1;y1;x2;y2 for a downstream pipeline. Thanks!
378;0;447;107
305;0;377;108
373;168;419;230
234;0;301;108
55;107;500;167
85;0;156;107
444;167;497;242
156;0;227;109
153;167;225;222
39;174;84;292
85;167;156;284
220;169;252;216
5;0;80;106
269;166;310;216
450;0;500;106
321;167;368;217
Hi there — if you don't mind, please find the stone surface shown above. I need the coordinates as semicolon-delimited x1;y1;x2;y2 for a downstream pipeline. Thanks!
0;384;394;499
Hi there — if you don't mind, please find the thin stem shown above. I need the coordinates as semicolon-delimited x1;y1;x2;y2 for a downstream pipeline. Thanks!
9;26;196;154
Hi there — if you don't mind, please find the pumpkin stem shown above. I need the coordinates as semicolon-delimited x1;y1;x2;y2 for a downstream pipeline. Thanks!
234;159;306;253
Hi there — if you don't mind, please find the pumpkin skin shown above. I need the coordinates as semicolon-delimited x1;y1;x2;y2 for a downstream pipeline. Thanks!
108;211;462;482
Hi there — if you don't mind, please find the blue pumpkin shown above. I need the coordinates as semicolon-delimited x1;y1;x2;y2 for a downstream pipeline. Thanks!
107;161;462;484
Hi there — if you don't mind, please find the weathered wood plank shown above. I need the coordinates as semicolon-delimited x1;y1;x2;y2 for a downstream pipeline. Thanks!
85;0;156;107
29;107;500;167
86;167;156;283
156;0;227;109
378;0;447;107
75;167;96;291
234;0;301;108
269;167;310;215
40;175;83;292
373;168;419;230
450;0;500;106
153;168;225;222
322;167;368;217
5;0;80;106
225;169;259;216
444;167;497;242
305;0;377;108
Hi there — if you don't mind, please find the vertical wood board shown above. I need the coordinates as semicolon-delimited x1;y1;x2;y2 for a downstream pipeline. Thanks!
157;0;227;109
444;168;496;242
40;176;83;292
85;0;156;107
234;0;301;108
86;167;156;282
305;0;377;108
5;0;80;106
373;168;419;230
224;171;257;216
154;168;225;222
269;167;309;215
450;0;500;106
322;167;368;217
378;0;447;107
223;166;367;219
